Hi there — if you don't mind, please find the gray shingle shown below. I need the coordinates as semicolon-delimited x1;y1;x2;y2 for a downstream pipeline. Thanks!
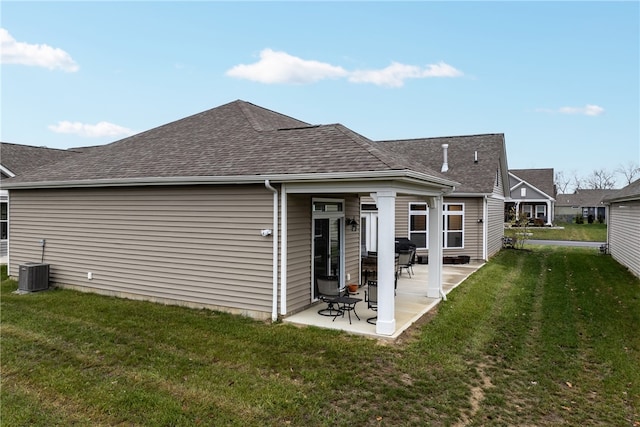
377;134;507;194
4;100;449;185
0;143;77;176
510;168;556;198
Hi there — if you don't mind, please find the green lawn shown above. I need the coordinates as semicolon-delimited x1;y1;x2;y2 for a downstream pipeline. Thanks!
2;248;639;426
508;222;607;242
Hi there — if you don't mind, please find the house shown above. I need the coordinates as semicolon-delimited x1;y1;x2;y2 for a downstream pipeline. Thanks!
505;168;556;226
4;100;460;336
0;143;77;261
603;179;640;278
556;189;618;223
375;134;510;262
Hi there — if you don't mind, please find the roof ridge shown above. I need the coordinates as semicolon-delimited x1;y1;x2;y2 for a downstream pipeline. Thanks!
236;100;310;131
378;133;504;143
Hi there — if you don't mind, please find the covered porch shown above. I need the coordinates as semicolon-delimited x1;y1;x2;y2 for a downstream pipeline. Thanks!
283;260;484;340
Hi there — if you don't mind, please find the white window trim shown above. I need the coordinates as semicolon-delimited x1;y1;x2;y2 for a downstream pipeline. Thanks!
408;202;428;250
443;203;464;249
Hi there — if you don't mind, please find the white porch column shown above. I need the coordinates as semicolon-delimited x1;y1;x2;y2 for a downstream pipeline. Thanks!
374;190;396;336
545;200;552;225
428;196;443;299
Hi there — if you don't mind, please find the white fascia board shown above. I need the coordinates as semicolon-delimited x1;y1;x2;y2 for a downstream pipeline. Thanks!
0;165;16;178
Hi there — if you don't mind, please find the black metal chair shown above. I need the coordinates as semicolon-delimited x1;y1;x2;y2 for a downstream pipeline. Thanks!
397;249;415;278
365;280;378;324
317;275;343;317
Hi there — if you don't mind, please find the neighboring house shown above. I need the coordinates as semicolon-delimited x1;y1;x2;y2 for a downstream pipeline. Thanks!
376;134;510;262
0;143;77;260
4;100;460;337
556;189;618;223
603;179;640;278
505;168;556;226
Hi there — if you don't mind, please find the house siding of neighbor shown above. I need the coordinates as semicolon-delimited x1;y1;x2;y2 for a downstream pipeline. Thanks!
374;134;510;262
506;168;556;225
604;179;640;278
5;100;460;336
556;189;617;224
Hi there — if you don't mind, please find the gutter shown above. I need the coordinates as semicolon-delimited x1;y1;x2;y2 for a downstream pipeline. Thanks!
264;180;279;322
2;170;459;190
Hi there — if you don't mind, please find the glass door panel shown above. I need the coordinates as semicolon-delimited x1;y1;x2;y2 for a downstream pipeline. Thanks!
313;217;342;299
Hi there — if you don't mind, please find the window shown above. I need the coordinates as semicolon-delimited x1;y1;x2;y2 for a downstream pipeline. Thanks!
0;202;7;240
409;203;428;249
443;203;464;248
520;187;527;197
535;205;546;218
523;205;533;218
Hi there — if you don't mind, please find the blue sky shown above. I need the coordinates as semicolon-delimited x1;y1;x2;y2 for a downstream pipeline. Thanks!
2;1;638;189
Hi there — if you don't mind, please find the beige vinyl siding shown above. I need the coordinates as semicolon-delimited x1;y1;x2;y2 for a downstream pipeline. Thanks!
608;201;640;278
344;194;361;286
441;197;483;260
284;194;360;314
9;185;276;319
285;194;312;314
494;167;504;195
395;197;484;261
486;195;504;258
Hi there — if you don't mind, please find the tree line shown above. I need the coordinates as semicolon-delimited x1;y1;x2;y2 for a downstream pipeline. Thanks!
555;161;639;194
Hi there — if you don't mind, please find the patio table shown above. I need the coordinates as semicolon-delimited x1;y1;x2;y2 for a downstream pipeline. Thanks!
331;296;362;324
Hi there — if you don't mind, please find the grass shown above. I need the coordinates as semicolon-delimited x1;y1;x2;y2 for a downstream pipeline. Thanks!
509;222;607;242
2;249;639;426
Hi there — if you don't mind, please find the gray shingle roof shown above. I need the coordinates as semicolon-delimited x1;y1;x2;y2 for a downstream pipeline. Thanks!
0;142;77;177
5;100;451;186
602;178;640;203
510;168;556;198
377;134;507;194
556;189;618;206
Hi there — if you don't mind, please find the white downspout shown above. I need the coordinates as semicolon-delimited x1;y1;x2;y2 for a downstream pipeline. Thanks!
265;180;279;322
483;195;488;261
280;183;287;316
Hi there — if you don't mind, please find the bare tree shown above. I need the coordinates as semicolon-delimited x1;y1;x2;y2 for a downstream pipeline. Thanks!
584;168;616;189
555;171;571;194
571;170;584;192
616;161;640;186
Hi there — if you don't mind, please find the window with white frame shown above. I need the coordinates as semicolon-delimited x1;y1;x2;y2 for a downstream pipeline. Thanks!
409;203;428;249
0;201;7;241
443;203;464;248
535;204;546;218
523;204;533;218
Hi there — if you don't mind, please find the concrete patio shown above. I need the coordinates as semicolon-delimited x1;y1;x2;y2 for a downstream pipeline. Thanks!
283;261;485;340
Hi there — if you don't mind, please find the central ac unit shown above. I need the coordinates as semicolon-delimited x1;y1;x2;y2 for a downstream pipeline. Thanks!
18;263;50;292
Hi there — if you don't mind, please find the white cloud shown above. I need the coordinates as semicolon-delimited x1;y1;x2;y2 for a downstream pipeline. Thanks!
349;61;463;87
0;28;79;72
226;48;348;84
226;49;463;87
536;104;605;116
48;121;135;138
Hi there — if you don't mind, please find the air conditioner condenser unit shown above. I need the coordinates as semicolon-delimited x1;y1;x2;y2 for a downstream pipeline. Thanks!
18;263;50;292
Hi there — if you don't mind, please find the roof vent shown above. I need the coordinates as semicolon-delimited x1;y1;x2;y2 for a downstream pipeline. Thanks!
474;151;478;163
441;144;449;172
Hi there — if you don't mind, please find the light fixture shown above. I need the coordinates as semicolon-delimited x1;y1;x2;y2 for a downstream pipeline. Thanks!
346;218;359;232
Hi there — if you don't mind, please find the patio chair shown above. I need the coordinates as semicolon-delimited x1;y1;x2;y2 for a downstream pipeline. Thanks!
317;275;343;317
397;248;415;278
365;280;378;324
